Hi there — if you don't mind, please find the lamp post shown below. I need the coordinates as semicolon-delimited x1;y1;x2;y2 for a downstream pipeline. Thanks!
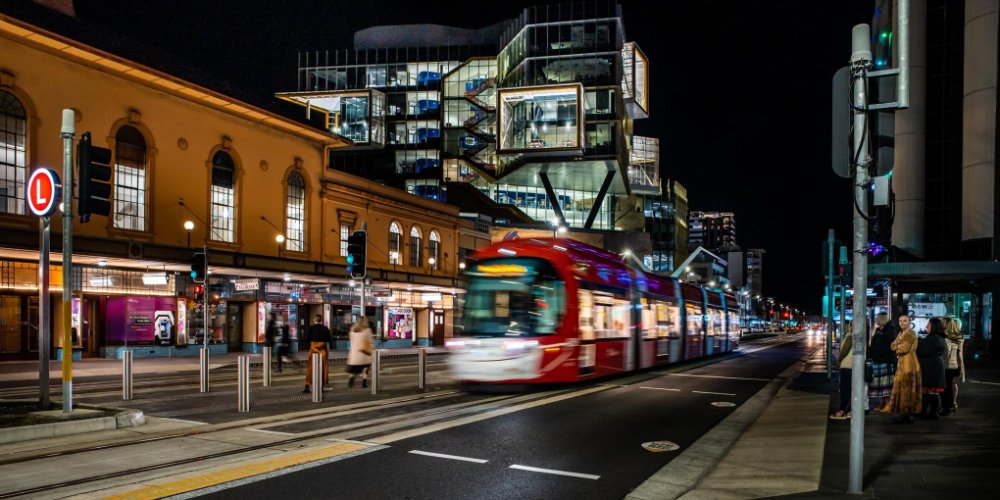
184;220;194;247
428;257;436;276
275;234;285;257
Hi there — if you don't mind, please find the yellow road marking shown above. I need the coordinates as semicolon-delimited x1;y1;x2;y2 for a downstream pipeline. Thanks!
103;441;369;500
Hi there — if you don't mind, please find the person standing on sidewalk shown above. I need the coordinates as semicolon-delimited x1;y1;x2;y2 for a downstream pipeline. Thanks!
869;313;898;412
888;314;921;423
831;322;854;420
303;314;333;393
346;317;374;388
917;317;947;419
942;317;966;415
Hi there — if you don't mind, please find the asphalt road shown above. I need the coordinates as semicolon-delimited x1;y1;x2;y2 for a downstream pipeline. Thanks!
205;336;809;500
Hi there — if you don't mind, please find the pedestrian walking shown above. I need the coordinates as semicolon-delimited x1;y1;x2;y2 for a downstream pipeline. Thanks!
916;317;947;419
869;313;898;412
346;317;374;388
941;317;966;415
831;322;854;420
887;314;921;423
265;312;280;372
303;314;333;393
276;319;291;372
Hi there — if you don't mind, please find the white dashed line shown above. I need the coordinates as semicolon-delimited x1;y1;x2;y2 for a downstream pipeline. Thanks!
969;380;1000;386
510;464;600;480
409;450;488;463
639;386;681;392
692;390;736;396
668;373;770;382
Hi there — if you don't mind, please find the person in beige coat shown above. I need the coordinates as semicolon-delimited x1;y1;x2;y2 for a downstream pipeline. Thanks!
347;317;374;388
888;314;922;423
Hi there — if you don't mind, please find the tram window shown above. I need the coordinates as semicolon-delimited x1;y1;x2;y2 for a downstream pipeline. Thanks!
464;266;564;337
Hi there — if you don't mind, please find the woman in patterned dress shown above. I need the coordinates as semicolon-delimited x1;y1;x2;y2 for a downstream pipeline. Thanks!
868;313;898;412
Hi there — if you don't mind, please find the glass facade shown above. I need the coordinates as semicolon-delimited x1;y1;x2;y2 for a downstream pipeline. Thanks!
498;85;583;151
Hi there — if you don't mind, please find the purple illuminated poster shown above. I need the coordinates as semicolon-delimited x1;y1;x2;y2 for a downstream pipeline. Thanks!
105;297;178;344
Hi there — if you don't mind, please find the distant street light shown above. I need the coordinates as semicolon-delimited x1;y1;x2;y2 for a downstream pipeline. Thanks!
183;220;194;247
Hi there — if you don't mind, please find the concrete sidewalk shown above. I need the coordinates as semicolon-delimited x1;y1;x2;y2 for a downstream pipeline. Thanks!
671;358;1000;499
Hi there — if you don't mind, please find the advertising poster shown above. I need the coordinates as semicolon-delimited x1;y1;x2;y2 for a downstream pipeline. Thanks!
385;307;414;340
105;297;177;344
257;302;266;343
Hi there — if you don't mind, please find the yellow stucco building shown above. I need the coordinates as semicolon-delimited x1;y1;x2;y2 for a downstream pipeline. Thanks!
0;6;486;359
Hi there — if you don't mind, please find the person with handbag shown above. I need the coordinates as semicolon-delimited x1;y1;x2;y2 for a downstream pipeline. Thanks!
941;317;966;415
347;317;374;388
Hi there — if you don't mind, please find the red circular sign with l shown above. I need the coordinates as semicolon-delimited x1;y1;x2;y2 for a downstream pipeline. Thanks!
27;168;61;217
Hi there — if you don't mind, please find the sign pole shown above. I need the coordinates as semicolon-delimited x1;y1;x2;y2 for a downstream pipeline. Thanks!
827;229;834;380
28;167;61;409
60;109;75;413
39;216;50;409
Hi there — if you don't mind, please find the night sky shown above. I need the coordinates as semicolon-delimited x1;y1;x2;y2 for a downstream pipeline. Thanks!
71;0;876;313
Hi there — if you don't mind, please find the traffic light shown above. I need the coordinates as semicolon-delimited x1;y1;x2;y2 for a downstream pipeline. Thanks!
77;131;113;223
193;284;204;302
837;262;853;277
346;230;367;279
871;0;893;69
190;252;207;283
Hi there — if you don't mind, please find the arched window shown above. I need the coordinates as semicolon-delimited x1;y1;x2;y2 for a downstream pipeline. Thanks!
429;230;440;270
409;226;422;267
0;91;27;215
211;151;236;242
388;222;402;265
113;125;147;231
285;171;305;252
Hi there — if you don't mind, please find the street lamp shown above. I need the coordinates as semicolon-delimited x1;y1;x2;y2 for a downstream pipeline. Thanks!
428;256;436;275
275;234;285;257
183;220;194;247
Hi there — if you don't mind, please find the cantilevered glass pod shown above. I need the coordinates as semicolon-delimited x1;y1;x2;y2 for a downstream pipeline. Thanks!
498;84;584;153
276;89;386;148
628;136;659;195
621;42;648;119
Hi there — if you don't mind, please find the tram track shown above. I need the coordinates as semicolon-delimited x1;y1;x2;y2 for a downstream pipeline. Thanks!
0;388;578;499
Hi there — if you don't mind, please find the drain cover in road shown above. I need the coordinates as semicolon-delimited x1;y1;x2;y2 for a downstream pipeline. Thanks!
710;401;736;407
641;440;680;452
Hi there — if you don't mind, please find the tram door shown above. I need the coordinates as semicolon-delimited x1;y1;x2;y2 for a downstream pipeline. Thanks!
430;310;445;345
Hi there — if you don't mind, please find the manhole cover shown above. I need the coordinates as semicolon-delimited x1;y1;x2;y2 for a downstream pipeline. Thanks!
641;440;680;452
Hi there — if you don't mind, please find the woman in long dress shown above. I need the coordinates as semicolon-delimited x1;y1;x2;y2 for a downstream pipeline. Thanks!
887;314;921;423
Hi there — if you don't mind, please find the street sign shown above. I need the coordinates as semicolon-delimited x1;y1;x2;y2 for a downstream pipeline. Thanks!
27;168;61;217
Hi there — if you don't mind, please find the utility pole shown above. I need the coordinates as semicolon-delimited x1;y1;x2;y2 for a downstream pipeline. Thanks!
826;229;835;380
60;109;74;413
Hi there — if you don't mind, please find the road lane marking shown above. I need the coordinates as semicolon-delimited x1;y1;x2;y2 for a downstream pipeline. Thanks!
510;464;600;480
970;380;1000;386
409;450;488;463
639;386;681;391
246;428;296;436
692;390;736;396
668;373;770;382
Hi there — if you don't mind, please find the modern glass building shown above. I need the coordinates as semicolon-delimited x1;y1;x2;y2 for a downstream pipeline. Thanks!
277;1;656;236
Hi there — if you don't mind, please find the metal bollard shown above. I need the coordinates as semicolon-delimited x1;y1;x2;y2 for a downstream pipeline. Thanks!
311;352;322;402
199;347;210;393
370;349;381;395
122;349;133;400
262;348;272;387
238;356;250;412
418;347;427;389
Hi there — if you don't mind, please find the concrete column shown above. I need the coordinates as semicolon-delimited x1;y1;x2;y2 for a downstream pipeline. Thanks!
963;0;999;242
893;0;928;258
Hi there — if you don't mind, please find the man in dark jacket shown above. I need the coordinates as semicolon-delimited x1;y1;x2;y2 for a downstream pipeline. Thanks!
303;314;333;393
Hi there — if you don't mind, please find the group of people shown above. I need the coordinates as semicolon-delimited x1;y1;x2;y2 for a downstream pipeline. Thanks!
830;313;966;423
265;313;375;393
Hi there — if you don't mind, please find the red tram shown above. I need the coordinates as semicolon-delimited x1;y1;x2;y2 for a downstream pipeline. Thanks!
447;238;741;384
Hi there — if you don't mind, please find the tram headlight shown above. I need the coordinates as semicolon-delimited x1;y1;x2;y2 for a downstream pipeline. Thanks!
501;340;538;350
